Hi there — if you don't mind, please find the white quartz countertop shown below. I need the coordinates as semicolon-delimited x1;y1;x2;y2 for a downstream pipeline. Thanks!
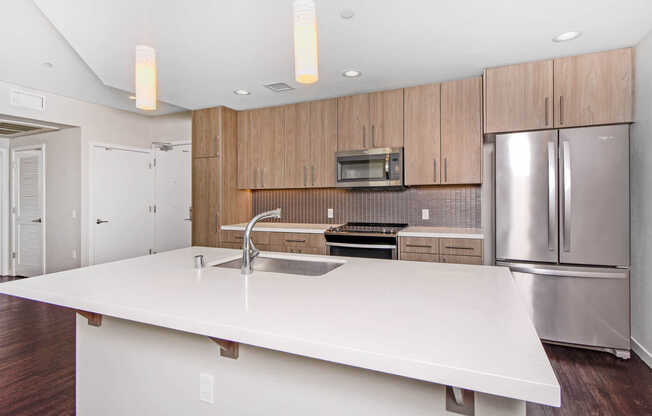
0;247;559;406
221;222;338;234
398;226;484;239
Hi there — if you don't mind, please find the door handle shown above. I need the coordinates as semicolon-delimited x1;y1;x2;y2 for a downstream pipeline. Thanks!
433;159;437;182
96;218;109;224
185;207;192;221
32;218;42;223
547;141;556;251
545;97;549;126
562;141;571;252
311;166;315;186
362;126;366;148
371;125;376;147
304;166;307;186
559;96;564;125
253;168;257;188
444;158;448;182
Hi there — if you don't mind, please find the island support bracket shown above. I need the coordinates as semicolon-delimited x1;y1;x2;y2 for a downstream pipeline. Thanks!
76;310;103;327
209;337;239;359
446;386;474;415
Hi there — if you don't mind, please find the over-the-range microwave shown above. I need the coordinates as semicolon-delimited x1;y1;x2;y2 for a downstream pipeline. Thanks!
335;147;404;188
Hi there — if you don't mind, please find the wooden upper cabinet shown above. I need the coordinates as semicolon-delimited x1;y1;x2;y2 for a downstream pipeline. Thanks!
310;99;337;187
369;89;404;148
484;60;554;133
554;48;633;128
284;103;311;188
404;84;441;185
441;77;483;184
192;107;219;158
337;94;370;151
236;110;252;188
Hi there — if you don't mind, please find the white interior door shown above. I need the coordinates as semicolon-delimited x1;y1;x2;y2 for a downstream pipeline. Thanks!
13;149;45;276
92;145;153;265
153;144;191;252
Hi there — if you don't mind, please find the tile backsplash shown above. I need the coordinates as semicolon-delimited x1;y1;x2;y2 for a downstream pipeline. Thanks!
252;186;481;228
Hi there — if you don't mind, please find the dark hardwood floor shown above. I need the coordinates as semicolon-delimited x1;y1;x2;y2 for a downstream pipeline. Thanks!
0;276;650;415
0;276;75;416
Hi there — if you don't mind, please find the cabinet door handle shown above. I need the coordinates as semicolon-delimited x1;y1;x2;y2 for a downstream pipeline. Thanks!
371;125;376;147
261;169;264;187
559;96;564;125
304;166;307;186
214;135;218;155
311;166;315;186
544;97;549;126
444;158;448;182
215;214;219;233
445;246;474;250
285;239;306;243
253;168;257;188
406;244;432;248
362;126;366;148
433;159;437;182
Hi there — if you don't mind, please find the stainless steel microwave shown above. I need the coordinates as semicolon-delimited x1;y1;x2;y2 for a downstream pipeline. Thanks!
335;147;404;188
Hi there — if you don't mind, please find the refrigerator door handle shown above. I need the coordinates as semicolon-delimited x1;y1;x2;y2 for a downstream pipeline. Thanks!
497;262;628;279
562;141;571;252
548;141;556;251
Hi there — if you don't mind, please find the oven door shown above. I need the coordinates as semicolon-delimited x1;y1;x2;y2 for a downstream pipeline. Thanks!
336;148;403;188
326;242;397;260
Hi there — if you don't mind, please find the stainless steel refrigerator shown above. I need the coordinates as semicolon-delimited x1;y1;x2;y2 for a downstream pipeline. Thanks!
495;125;630;359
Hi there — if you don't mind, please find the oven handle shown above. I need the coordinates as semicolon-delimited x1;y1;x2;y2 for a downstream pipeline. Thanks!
325;242;397;250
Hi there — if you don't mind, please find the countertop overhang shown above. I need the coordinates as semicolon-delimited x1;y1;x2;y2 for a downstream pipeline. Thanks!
0;247;559;407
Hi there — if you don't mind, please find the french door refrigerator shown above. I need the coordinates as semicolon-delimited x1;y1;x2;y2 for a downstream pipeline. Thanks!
495;125;630;359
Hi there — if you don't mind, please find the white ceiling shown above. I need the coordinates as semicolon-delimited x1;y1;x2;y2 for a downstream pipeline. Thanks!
20;1;652;112
0;0;185;115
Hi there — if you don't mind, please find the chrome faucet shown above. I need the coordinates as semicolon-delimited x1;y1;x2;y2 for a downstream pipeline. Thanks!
241;208;281;275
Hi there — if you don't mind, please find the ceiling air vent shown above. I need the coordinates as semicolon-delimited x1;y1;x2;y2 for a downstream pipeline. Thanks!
263;82;294;92
0;120;57;138
10;90;46;111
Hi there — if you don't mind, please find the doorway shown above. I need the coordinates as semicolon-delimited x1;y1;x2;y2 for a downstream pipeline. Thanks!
153;142;191;253
89;144;153;265
11;145;46;276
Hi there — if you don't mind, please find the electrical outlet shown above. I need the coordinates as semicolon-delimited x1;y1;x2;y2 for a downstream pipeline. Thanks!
72;249;77;260
327;208;334;219
421;209;430;220
71;209;77;219
199;373;214;404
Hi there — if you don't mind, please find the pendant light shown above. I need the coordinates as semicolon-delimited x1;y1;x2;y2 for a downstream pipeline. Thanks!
135;45;157;111
293;0;319;84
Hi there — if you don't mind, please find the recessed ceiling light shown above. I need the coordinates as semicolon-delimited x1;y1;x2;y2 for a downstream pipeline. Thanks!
342;70;362;78
128;95;136;100
553;31;582;43
233;89;251;95
340;8;355;19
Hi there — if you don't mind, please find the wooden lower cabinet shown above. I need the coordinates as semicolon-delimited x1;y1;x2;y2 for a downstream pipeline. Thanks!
269;232;327;254
400;252;439;262
399;237;483;265
440;255;483;265
221;230;269;246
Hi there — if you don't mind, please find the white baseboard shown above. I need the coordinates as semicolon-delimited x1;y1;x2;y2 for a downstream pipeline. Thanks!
631;337;652;368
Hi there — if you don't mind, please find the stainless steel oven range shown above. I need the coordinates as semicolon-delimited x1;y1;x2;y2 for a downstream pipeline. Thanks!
324;223;407;260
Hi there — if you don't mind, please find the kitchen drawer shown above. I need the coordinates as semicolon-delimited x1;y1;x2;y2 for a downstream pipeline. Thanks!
287;247;326;255
221;230;270;245
439;238;482;256
269;232;324;249
400;252;439;262
440;255;482;265
400;237;438;254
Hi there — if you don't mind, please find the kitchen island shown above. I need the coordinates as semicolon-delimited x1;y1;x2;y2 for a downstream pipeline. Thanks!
0;247;559;415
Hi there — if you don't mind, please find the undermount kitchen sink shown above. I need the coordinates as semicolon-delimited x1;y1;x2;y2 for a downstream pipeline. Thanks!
214;256;343;277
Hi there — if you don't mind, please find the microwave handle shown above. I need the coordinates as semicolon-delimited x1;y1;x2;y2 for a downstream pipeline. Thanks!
385;155;390;179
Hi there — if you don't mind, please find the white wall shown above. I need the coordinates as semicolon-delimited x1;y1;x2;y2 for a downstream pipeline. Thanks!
631;30;652;368
0;80;191;267
11;128;82;273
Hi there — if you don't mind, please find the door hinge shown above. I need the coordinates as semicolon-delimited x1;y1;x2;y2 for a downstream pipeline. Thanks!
11;207;16;214
148;205;157;213
11;252;16;259
153;158;157;167
153;204;157;213
148;249;156;255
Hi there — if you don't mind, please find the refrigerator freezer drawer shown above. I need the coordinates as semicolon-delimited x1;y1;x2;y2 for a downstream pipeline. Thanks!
499;262;630;351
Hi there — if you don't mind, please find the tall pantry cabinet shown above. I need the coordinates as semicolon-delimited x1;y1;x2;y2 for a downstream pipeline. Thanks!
192;106;251;247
